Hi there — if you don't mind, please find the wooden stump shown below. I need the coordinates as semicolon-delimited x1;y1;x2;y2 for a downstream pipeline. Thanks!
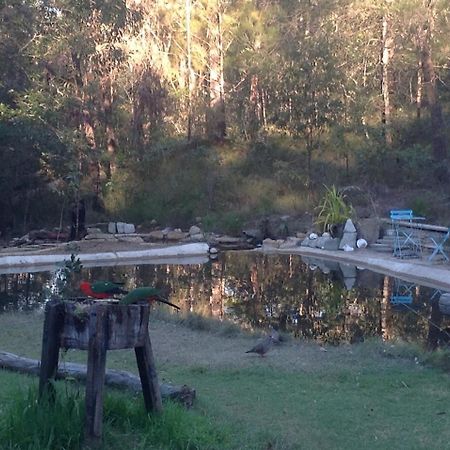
39;300;163;445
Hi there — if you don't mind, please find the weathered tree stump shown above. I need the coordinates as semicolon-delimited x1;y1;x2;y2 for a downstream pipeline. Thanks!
39;300;163;445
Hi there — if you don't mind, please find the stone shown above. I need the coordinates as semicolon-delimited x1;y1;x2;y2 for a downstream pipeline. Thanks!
117;235;144;243
339;231;357;250
86;228;102;234
166;231;189;240
148;230;166;240
279;238;301;249
216;236;242;244
343;278;356;290
108;222;117;234
116;222;126;233
263;238;281;248
123;223;135;234
322;238;340;251
343;219;357;233
84;233;117;241
356;218;381;244
189;225;202;235
190;233;205;241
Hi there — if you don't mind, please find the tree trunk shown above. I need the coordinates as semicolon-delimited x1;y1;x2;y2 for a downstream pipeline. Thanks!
186;0;194;141
381;14;393;147
0;351;195;408
206;2;226;142
418;0;448;175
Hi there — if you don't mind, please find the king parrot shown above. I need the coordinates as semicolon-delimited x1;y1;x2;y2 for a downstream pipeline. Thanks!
80;281;128;299
120;287;180;310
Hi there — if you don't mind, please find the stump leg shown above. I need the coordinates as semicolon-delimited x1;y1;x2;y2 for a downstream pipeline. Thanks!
135;334;163;413
84;307;108;445
39;302;64;399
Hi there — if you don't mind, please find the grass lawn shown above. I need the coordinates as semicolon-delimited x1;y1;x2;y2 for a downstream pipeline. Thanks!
0;310;450;449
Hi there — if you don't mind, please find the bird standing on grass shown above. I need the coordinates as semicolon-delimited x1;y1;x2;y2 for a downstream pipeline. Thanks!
245;335;275;357
80;280;127;299
120;286;180;310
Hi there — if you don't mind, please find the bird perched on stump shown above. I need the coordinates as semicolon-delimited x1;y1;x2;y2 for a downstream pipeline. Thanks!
120;287;180;310
80;280;127;299
246;335;275;357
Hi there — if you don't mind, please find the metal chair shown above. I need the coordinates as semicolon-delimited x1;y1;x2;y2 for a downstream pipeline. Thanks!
390;209;422;258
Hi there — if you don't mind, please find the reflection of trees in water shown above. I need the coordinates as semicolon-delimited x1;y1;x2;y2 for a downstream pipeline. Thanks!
2;253;450;346
0;273;50;312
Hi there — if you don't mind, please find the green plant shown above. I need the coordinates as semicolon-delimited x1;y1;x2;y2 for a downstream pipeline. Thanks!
315;185;354;232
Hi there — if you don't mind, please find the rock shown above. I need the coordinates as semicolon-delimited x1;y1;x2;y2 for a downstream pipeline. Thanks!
322;238;340;251
86;227;102;234
209;247;218;254
84;233;118;241
148;230;166;240
108;222;117;234
356;218;381;245
216;236;243;244
190;233;205;242
279;238;301;249
189;225;202;235
262;238;282;248
309;233;318;240
116;222;136;234
166;231;189;240
339;231;357;250
343;219;357;233
116;235;144;243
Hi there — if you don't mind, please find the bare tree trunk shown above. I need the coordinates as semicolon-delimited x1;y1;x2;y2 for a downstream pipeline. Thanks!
416;61;422;119
381;14;393;146
418;0;448;175
102;75;117;179
186;0;194;141
206;2;226;142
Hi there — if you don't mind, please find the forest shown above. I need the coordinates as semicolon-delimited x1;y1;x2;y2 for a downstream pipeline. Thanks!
1;0;449;236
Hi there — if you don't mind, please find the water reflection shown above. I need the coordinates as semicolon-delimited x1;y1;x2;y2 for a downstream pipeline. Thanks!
1;252;450;347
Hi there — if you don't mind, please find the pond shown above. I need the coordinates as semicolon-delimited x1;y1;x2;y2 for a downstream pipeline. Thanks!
1;251;449;349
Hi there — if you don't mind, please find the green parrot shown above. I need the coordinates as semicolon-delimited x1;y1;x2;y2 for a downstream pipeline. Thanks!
120;287;180;310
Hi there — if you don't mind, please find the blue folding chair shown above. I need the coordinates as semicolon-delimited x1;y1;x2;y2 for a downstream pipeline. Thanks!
428;228;450;262
390;210;422;258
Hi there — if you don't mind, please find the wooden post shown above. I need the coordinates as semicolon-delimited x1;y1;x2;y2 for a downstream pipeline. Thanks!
135;334;163;413
84;306;108;444
39;301;64;399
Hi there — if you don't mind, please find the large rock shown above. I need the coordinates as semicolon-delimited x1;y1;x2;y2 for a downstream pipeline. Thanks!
147;230;166;240
166;230;189;241
189;225;202;236
356;218;381;245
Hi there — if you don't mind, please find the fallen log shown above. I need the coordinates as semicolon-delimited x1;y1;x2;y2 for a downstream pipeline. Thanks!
0;351;195;408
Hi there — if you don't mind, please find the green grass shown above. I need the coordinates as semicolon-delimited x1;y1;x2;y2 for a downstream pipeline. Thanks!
0;373;226;450
1;312;450;449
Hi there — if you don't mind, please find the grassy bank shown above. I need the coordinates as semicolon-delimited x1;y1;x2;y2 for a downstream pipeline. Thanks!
1;310;450;449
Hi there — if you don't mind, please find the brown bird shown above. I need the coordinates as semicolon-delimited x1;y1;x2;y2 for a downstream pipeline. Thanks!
245;335;275;357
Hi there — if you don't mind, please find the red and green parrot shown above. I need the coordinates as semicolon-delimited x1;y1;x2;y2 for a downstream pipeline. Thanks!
80;280;128;299
120;287;180;310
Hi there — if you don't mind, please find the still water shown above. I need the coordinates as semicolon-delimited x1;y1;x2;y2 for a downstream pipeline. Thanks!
1;251;449;348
